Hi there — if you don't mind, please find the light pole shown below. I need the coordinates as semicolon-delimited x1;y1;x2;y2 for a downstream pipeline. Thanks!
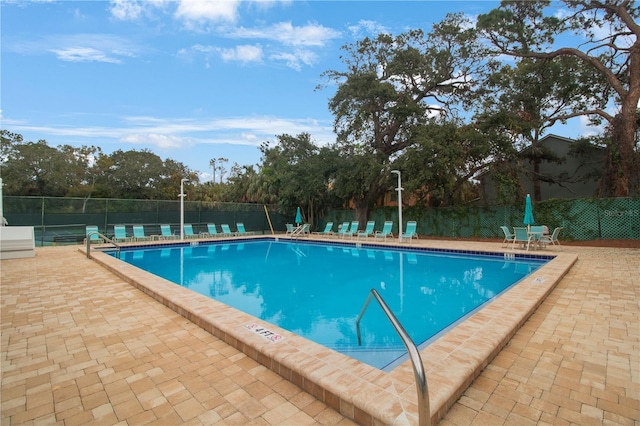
391;170;403;242
179;178;189;240
0;177;4;226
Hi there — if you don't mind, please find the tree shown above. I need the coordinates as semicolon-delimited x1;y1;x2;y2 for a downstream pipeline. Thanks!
472;57;586;201
58;144;103;199
96;149;199;200
209;157;228;184
159;158;197;199
477;0;640;196
101;149;164;198
0;130;23;163
0;137;67;196
224;163;259;203
321;14;485;221
396;121;511;206
258;133;336;225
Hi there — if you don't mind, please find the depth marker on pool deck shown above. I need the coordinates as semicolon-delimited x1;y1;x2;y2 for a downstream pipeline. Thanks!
245;323;284;342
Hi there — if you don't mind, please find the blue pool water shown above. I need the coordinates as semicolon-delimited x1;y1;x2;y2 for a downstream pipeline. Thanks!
110;239;548;370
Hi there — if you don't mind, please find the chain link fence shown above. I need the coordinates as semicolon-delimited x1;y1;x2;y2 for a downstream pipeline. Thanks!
3;196;638;245
3;196;289;246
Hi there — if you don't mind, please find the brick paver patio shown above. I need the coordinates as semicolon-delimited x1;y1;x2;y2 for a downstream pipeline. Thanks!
2;242;638;425
440;244;639;425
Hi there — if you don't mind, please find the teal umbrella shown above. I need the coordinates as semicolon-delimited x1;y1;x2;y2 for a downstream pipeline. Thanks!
523;194;535;229
295;207;303;226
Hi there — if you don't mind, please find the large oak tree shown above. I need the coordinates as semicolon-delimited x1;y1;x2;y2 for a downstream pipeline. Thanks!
321;13;487;221
477;0;640;196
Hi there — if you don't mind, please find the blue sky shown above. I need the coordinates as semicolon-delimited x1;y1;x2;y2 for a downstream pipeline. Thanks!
2;0;590;182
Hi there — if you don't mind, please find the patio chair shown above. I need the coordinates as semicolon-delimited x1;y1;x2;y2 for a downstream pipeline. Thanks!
357;221;376;238
113;225;131;242
236;223;255;236
85;225;104;244
539;227;562;249
375;221;393;239
285;223;294;235
220;224;235;236
500;226;515;248
512;227;534;251
203;224;219;238
154;224;177;240
133;225;151;242
400;221;418;243
301;223;310;236
341;221;359;238
312;222;333;237
183;224;199;239
335;222;350;237
528;225;546;249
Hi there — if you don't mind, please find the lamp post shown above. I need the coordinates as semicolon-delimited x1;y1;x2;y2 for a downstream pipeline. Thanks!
391;170;403;242
179;178;189;240
0;177;4;226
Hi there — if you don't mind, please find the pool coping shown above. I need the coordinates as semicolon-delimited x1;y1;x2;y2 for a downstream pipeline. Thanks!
83;236;577;425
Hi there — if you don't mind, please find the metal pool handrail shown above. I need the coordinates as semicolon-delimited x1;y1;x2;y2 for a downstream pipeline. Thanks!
86;231;120;259
356;289;431;426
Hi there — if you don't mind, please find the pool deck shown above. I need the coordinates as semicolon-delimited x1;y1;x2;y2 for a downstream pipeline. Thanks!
1;238;638;425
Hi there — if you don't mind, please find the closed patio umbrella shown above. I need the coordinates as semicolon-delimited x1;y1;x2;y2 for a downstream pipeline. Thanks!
524;194;535;230
295;207;303;226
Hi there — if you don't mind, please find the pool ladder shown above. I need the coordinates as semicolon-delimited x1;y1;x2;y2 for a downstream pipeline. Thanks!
356;289;431;426
85;231;121;259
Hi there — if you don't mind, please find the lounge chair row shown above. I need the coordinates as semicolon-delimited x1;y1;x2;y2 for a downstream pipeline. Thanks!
85;223;256;243
291;220;418;242
182;223;255;239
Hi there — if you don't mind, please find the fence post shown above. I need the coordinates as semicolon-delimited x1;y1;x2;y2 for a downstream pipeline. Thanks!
40;197;45;246
104;199;109;234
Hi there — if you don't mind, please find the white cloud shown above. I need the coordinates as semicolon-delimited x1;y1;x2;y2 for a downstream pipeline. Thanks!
177;43;215;63
219;44;263;63
120;133;189;149
5;33;139;64
347;20;389;38
175;0;240;28
229;22;341;47
50;47;123;63
270;48;317;71
241;132;258;141
4;113;335;152
109;0;143;21
109;0;172;21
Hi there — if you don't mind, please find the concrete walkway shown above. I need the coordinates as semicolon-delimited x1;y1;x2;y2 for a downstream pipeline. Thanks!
2;243;638;425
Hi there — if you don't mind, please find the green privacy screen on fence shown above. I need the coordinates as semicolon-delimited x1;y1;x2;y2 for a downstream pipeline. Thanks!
322;197;640;241
3;196;639;245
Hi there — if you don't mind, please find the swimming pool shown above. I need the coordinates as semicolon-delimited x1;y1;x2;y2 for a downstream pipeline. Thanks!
109;239;548;370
